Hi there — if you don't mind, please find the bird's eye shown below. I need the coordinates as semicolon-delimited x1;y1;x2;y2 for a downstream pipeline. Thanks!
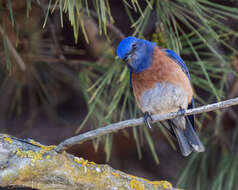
132;43;136;51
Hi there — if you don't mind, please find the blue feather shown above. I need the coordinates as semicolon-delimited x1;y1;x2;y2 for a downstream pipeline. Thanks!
165;49;195;128
117;37;156;73
117;37;137;59
129;70;132;89
164;49;191;79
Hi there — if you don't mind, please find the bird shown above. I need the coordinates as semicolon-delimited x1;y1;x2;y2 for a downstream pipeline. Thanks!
116;36;205;156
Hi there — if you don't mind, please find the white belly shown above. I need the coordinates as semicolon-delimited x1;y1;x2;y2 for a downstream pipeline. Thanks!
139;83;188;114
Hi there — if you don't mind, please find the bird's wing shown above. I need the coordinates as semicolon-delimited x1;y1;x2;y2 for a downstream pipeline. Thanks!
187;98;195;127
129;70;133;89
163;49;191;80
164;49;195;129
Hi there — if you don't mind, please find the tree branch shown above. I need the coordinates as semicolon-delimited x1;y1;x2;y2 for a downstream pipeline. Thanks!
0;134;177;190
55;97;238;153
0;25;26;71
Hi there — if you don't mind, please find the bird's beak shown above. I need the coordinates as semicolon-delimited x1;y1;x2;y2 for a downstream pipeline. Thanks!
123;54;133;70
123;55;129;64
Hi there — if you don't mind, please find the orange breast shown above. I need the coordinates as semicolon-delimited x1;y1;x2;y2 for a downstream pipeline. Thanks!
132;47;193;109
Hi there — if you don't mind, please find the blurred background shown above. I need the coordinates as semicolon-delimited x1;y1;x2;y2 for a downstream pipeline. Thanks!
1;0;238;189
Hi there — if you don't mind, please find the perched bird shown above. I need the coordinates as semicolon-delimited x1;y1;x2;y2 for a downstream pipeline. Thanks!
116;36;205;156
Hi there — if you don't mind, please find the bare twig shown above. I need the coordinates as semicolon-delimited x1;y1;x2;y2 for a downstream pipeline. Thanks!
36;0;67;61
0;25;26;71
81;8;125;40
55;97;238;153
48;19;67;61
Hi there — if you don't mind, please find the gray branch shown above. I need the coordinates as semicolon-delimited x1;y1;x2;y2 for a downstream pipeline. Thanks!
0;134;177;190
56;97;238;153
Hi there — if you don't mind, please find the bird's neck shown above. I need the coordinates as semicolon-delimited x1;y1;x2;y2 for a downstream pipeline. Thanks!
132;43;156;73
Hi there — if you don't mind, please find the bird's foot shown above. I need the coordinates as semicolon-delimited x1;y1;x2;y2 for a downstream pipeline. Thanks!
144;111;153;128
178;106;186;116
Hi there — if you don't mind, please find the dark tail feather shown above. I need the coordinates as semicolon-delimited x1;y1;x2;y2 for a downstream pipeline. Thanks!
169;116;205;156
184;116;205;153
170;122;192;156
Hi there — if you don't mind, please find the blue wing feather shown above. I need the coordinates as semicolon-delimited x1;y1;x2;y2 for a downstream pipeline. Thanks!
129;70;133;89
164;49;191;79
164;49;195;128
188;98;195;128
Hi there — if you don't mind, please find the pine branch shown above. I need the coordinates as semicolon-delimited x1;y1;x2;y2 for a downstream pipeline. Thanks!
0;134;177;190
0;25;26;71
55;97;238;153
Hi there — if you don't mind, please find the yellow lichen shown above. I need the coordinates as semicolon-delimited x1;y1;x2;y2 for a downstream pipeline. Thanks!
82;160;88;166
112;172;120;177
74;157;84;164
129;174;136;179
88;161;96;165
16;157;57;184
1;171;17;184
4;137;13;144
149;180;172;189
63;157;106;188
29;139;56;151
74;157;96;166
129;174;173;189
16;148;24;158
130;179;145;190
45;155;51;159
15;148;49;163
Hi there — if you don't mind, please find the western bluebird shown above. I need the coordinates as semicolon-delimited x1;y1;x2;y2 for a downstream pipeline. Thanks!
116;36;205;156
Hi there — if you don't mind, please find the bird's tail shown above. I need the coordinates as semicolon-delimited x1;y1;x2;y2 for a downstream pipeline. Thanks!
170;116;205;157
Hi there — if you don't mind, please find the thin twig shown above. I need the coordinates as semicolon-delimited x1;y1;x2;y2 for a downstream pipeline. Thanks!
36;0;67;61
55;97;238;152
83;9;125;40
48;19;67;61
0;25;26;71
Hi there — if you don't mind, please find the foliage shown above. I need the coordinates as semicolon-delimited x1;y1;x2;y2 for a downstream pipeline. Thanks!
177;125;238;190
1;0;238;189
68;0;238;163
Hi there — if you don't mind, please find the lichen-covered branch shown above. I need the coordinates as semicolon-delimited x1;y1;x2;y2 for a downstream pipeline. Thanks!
0;134;178;190
56;97;238;153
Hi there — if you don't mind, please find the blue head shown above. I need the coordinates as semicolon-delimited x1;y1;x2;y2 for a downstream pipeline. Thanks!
116;37;156;72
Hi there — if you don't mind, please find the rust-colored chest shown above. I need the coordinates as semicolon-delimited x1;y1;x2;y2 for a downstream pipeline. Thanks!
131;47;193;110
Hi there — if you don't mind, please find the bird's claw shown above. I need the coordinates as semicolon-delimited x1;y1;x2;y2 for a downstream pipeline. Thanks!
144;111;153;128
178;107;186;116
